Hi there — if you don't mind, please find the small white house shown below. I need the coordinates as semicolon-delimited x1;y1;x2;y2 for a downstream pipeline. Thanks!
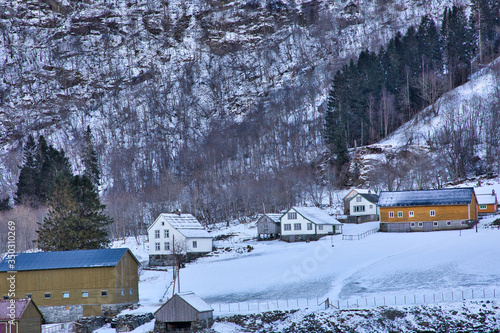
148;213;213;266
280;206;342;242
344;189;379;223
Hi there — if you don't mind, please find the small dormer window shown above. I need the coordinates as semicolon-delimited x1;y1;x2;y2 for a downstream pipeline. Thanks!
356;197;362;202
288;212;297;220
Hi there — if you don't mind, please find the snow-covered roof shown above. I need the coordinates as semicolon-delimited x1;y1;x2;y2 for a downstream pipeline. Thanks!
378;188;475;207
476;194;497;205
291;207;342;225
176;292;213;312
259;213;282;223
357;193;379;203
177;228;212;238
149;213;205;230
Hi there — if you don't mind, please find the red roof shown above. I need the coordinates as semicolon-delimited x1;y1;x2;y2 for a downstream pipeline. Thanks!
0;298;33;320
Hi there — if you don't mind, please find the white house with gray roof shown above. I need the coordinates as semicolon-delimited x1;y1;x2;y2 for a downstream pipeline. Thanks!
280;207;342;242
148;213;213;266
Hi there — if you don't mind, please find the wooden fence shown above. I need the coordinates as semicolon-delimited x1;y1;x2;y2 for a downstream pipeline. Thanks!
342;227;379;240
211;287;500;314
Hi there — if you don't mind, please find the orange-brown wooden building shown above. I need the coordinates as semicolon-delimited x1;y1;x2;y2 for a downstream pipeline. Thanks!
476;190;498;214
0;248;139;323
378;188;478;232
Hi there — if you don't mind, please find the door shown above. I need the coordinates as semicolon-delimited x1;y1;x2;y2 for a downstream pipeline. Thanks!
423;222;433;232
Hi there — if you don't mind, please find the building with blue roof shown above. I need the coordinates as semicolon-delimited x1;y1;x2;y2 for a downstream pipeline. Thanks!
378;188;478;232
0;248;139;323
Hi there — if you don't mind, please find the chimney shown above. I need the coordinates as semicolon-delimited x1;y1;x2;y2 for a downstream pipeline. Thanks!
492;189;496;196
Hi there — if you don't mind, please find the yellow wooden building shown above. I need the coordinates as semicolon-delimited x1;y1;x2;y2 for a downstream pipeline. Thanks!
0;248;139;323
476;190;498;214
378;188;478;232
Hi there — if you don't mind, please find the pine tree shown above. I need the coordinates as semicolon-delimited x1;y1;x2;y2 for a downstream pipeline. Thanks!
324;90;349;173
15;135;41;207
82;126;101;188
36;173;112;251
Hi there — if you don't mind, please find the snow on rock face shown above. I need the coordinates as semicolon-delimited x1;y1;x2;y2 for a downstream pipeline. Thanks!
0;0;469;195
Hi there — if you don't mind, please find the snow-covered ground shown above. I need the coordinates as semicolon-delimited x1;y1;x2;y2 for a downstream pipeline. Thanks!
104;184;500;332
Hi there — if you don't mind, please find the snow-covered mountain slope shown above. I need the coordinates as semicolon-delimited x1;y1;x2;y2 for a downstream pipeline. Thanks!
0;0;469;197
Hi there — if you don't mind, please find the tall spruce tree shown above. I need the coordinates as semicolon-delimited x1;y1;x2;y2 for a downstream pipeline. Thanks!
82;126;100;188
324;91;349;174
15;135;41;207
36;173;112;251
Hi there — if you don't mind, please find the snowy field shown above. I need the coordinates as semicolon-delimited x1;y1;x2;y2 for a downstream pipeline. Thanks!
100;213;500;332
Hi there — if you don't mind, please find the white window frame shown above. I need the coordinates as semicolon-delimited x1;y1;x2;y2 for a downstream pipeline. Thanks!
155;230;160;239
155;242;160;251
192;241;198;248
82;292;89;298
164;229;169;238
389;211;394;218
479;204;487;209
446;221;451;226
63;292;70;299
410;222;415;227
369;205;373;209
409;211;414;217
397;211;403;218
284;224;291;231
418;222;423;227
354;205;365;212
294;223;301;231
356;196;362;202
288;212;297;220
433;221;438;226
318;225;323;230
307;223;313;230
164;242;170;251
430;210;435;216
44;293;51;299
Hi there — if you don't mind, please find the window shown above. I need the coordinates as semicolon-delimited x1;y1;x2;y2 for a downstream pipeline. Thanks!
418;222;423;227
193;241;198;248
389;211;394;218
318;225;323;230
101;290;108;297
354;205;365;212
161;221;165;226
63;292;70;298
130;289;133;295
26;294;32;298
82;292;89;298
155;230;160;238
369;205;373;209
397;211;403;218
356;197;362;202
155;242;160;251
430;210;435;216
480;204;487;209
433;221;438;226
461;221;467;225
3;296;8;299
284;224;291;231
164;242;170;251
45;293;51;299
121;289;125;296
446;221;451;226
307;223;313;230
294;223;301;231
164;229;169;238
409;211;414;217
410;222;415;227
288;212;297;220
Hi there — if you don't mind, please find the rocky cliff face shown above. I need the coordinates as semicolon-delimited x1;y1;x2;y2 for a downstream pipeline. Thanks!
0;0;467;203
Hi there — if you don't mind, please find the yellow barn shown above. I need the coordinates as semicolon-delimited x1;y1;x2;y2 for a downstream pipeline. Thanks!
0;248;139;323
378;188;477;232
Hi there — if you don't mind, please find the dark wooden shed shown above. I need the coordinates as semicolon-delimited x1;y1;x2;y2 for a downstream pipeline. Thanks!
0;298;43;333
154;292;213;332
257;213;282;239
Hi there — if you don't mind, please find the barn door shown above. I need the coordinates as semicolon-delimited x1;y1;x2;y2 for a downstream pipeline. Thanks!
423;222;433;232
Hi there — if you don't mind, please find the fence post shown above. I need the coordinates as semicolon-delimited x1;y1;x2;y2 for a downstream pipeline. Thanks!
414;295;416;304
423;295;426;303
338;300;340;309
404;295;406;305
472;290;474;299
365;297;368;306
374;297;376;306
383;297;385;306
395;295;397;305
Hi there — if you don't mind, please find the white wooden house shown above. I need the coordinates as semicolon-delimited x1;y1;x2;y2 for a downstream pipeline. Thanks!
344;189;379;223
280;207;342;242
148;213;213;266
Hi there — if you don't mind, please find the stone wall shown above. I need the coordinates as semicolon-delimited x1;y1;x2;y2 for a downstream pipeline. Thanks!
40;305;83;323
149;252;208;267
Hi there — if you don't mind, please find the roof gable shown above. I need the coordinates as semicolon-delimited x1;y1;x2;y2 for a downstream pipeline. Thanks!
155;292;213;316
356;193;379;203
378;188;475;207
258;213;282;223
0;298;42;320
0;248;136;272
476;193;497;205
288;207;342;225
149;213;204;231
